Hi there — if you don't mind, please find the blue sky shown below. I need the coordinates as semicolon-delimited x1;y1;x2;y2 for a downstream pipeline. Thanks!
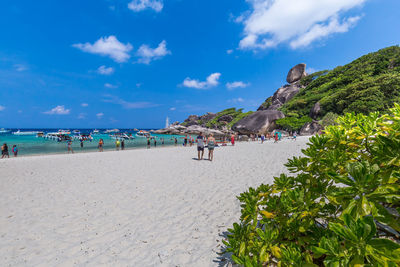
0;0;399;128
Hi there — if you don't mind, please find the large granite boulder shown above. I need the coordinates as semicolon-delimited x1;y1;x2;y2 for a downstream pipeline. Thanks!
199;112;216;123
232;110;285;135
184;125;225;137
183;115;199;126
300;121;322;136
258;83;302;111
218;114;233;123
309;102;321;119
287;63;307;84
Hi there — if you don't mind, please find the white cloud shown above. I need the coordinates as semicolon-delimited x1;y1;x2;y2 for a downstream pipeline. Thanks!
97;65;115;75
169;107;176;111
102;94;158;109
96;112;104;119
43;105;70;115
128;0;163;12
226;49;234;54
182;73;221;89
0;105;5;111
226;81;250;90
73;36;133;63
239;0;366;50
14;64;28;72
81;103;89;107
136;40;171;64
306;67;318;74
228;97;245;103
104;83;118;89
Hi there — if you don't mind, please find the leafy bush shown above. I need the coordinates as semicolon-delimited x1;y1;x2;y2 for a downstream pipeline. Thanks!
320;112;338;128
275;116;312;132
222;104;400;266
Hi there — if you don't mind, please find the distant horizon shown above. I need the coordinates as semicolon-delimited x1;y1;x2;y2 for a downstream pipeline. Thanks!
1;0;399;128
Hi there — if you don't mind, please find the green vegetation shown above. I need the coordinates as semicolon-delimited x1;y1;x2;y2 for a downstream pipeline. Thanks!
275;116;312;132
205;108;253;129
222;104;400;266
320;112;339;128
281;46;400;118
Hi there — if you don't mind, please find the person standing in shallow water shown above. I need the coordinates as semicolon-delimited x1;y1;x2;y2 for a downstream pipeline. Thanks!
1;143;9;158
147;137;150;149
98;139;104;152
196;132;205;160
12;145;18;157
207;134;215;161
67;140;74;154
121;139;125;150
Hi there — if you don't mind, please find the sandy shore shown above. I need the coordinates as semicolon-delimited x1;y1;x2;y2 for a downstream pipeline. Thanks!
0;137;309;266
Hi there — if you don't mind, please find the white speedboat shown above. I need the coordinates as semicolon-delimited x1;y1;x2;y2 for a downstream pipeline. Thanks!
0;128;10;134
92;129;100;134
12;130;40;135
136;130;150;138
104;129;119;133
58;129;71;134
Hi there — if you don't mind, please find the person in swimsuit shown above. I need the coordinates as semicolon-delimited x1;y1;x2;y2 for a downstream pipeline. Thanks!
121;139;125;150
207;134;215;161
67;140;74;154
80;139;84;148
184;135;188;147
1;143;9;158
174;137;177;145
231;134;235;146
12;145;18;157
98;139;104;152
116;139;120;151
154;138;157;147
293;131;297;141
196;132;205;160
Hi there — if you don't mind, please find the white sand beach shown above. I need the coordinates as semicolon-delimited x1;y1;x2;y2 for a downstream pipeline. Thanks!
0;137;309;266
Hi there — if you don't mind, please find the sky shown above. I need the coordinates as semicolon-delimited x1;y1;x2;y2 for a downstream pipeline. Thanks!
0;0;399;129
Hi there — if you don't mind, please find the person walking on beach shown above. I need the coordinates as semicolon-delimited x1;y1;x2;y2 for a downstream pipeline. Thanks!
293;131;297;141
231;134;235;146
174;137;177;146
98;139;104;152
196;132;205;160
1;143;9;158
147;137;151;149
184;135;188;147
12;145;18;157
121;139;125;150
274;132;279;143
67;140;74;154
261;134;265;144
207;134;215;161
153;137;157;147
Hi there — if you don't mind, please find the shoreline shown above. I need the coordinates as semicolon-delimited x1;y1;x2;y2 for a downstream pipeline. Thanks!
0;137;309;266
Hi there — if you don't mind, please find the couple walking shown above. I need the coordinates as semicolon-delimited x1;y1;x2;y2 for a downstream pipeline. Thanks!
196;132;215;161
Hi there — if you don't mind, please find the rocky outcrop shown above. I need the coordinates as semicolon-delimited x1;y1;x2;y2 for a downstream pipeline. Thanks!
183;115;199;126
154;124;225;137
287;63;307;84
217;114;233;123
258;83;302;111
232;110;285;135
199;112;216;123
300;121;322;136
309;102;321;119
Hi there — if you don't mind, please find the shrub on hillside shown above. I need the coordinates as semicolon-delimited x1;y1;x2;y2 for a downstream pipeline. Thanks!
222;104;400;266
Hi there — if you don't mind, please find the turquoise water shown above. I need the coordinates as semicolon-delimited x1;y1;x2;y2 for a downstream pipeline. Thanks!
0;129;187;156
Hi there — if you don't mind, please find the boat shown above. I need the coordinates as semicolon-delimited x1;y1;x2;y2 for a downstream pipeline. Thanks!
12;130;40;135
36;131;45;137
104;129;119;133
44;132;72;141
58;129;71;134
110;133;135;140
92;129;100;134
73;130;80;134
0;128;10;134
136;130;150;138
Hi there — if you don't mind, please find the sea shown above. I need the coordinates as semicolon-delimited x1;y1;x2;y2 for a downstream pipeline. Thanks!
0;129;185;156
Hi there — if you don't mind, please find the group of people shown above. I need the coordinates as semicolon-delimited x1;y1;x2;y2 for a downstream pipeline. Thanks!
1;143;18;158
195;132;216;161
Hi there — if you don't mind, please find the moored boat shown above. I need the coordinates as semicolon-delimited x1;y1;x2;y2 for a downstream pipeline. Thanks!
0;128;10;134
135;130;150;138
12;130;40;135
